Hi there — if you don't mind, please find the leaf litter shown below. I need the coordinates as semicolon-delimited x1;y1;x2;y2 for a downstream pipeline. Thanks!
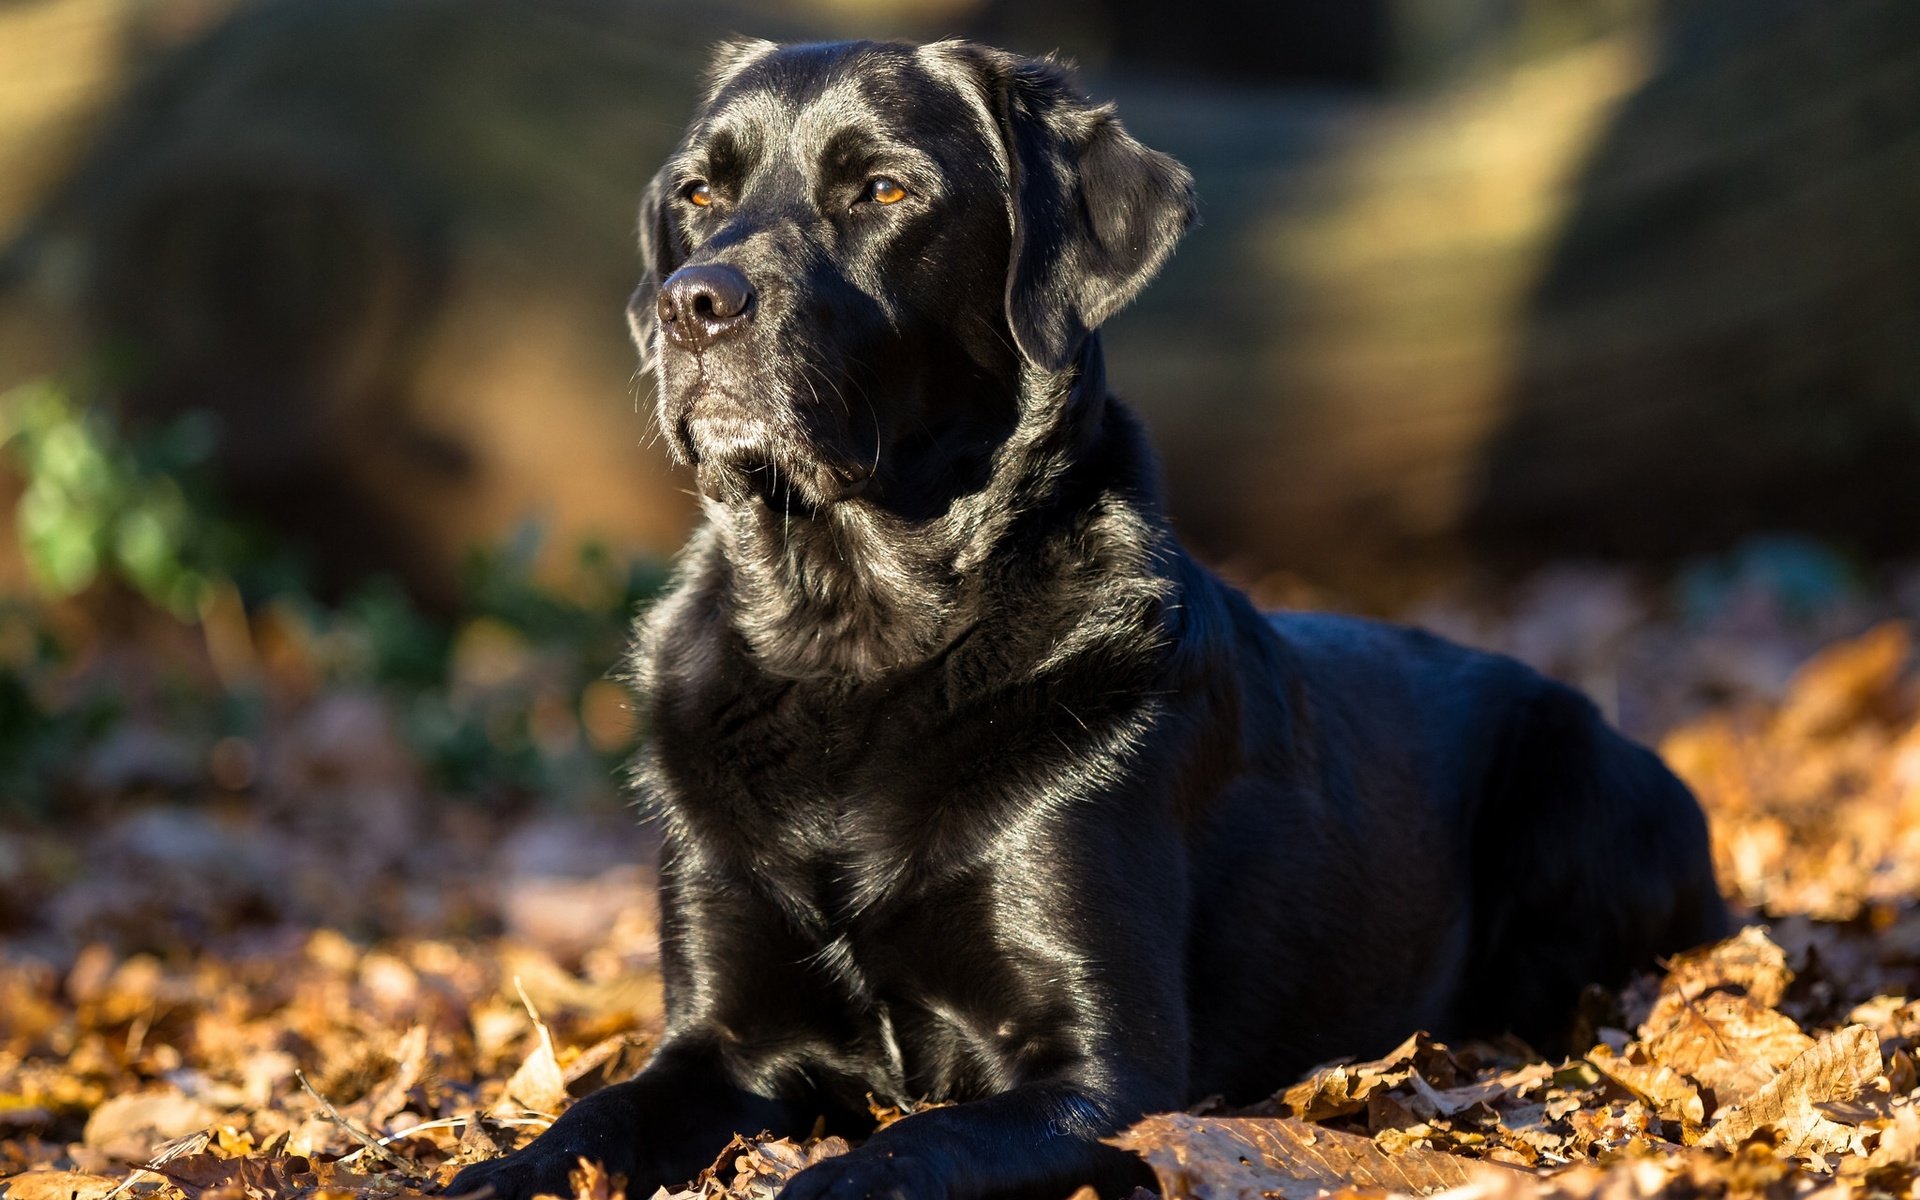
6;564;1920;1200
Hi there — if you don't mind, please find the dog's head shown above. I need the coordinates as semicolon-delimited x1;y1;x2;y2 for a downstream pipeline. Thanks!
629;39;1194;517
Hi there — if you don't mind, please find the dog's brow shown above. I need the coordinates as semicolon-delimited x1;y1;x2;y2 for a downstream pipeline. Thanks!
815;125;939;180
696;87;788;158
816;125;884;176
789;74;973;184
702;129;743;173
793;71;887;141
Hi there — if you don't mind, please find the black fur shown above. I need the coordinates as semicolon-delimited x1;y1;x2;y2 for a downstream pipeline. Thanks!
450;39;1727;1200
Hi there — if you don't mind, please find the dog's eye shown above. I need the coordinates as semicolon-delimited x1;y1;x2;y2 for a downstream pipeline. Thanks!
686;182;714;208
865;177;908;206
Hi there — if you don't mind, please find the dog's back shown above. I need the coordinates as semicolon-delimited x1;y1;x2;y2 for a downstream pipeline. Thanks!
1176;598;1728;1098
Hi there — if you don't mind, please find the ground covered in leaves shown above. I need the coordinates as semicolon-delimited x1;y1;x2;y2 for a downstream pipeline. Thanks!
6;550;1920;1200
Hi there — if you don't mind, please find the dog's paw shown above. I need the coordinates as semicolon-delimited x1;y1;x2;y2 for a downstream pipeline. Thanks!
446;1083;649;1200
776;1147;947;1200
446;1145;593;1200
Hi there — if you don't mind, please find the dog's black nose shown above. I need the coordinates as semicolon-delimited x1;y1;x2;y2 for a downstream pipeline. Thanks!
658;264;755;350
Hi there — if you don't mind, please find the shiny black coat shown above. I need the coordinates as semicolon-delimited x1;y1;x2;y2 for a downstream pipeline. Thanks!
449;38;1726;1200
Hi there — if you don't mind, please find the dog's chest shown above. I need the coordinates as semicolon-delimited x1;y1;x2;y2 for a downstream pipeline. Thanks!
649;667;1003;863
649;673;1072;1100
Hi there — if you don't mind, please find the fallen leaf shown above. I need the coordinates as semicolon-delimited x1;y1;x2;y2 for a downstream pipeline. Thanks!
1586;1046;1706;1129
151;1149;408;1200
1702;1024;1886;1157
1640;989;1813;1108
1422;1063;1554;1117
676;1132;852;1200
565;1156;626;1200
499;985;569;1117
82;1091;220;1163
1275;1033;1461;1122
1657;926;1795;1011
355;1027;432;1129
1111;1113;1519;1200
1772;622;1909;741
562;1033;651;1097
0;1172;123;1200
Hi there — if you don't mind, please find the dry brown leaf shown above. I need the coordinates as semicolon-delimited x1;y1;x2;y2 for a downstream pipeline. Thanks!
1279;1064;1383;1122
153;1151;295;1199
698;1133;851;1200
1845;995;1920;1043
0;1172;124;1200
1112;1113;1519;1200
1859;1099;1920;1174
499;990;569;1117
1772;622;1910;741
82;1091;220;1164
564;1157;625;1200
1564;1099;1656;1157
1702;1024;1886;1157
1585;1046;1705;1130
1657;926;1795;1011
1276;1032;1461;1122
560;1033;651;1095
355;1027;432;1129
1640;989;1813;1108
862;1095;951;1130
500;1041;568;1116
1421;1063;1554;1117
151;1149;412;1200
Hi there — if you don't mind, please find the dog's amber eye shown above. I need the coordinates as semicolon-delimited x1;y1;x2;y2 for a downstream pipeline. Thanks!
867;177;907;205
687;182;713;208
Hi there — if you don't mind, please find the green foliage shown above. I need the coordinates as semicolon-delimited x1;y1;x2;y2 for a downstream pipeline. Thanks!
289;526;664;807
0;375;666;819
0;378;240;619
405;525;665;803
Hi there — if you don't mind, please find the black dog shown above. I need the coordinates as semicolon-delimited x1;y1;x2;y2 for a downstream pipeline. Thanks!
450;38;1727;1200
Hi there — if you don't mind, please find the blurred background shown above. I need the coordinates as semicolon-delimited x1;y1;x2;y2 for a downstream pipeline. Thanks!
2;0;1920;955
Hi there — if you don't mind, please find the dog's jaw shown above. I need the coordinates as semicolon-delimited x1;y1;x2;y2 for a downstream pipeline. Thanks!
664;375;876;513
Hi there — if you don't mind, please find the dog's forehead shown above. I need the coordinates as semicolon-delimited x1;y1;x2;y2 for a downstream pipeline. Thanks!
689;41;996;169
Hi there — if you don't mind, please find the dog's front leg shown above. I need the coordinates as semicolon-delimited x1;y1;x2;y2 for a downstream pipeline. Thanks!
778;1077;1159;1200
448;1038;805;1200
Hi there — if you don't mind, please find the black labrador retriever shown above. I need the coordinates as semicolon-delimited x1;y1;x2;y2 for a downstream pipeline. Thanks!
450;37;1727;1200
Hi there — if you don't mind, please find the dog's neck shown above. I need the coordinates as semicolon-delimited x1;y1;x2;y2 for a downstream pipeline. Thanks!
683;337;1165;683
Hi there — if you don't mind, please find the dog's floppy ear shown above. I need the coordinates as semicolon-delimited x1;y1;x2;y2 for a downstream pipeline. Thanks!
992;55;1196;373
626;170;686;373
